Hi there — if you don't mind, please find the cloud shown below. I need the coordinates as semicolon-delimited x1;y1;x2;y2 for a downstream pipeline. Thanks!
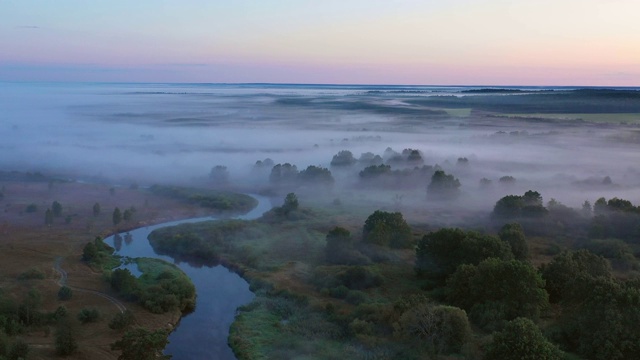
15;25;40;29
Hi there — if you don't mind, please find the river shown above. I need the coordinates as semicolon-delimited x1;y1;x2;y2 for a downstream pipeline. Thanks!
106;194;273;359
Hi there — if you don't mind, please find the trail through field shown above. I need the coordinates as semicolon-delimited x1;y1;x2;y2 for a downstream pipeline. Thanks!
53;257;126;313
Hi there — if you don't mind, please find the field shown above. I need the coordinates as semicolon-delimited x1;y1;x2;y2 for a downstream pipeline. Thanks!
0;179;225;359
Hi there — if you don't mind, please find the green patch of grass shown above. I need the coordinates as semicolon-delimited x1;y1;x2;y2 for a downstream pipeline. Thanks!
148;185;258;213
442;108;472;117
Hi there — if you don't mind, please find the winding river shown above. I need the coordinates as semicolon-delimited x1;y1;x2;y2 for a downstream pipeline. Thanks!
106;194;273;360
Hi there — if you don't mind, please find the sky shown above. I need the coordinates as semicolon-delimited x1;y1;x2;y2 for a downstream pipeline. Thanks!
1;0;639;85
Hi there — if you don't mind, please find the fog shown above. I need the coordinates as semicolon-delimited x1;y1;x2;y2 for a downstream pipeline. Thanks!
2;82;639;215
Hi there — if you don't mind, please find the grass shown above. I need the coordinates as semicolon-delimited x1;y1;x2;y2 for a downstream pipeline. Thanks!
134;258;191;287
442;108;472;117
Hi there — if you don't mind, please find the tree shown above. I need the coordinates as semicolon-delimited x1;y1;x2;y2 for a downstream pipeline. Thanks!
484;318;563;360
77;308;100;323
93;202;101;217
446;258;549;330
109;310;135;331
123;209;133;222
405;149;424;164
113;207;122;226
45;208;53;226
298;165;334;186
581;200;592;217
556;277;640;360
7;339;29;360
57;286;73;301
415;228;513;282
396;303;471;355
498;223;529;260
330;150;357;166
324;227;368;265
209;165;229;185
427;170;461;200
492;191;548;219
55;324;78;356
281;193;298;214
269;163;299;185
111;328;171;360
541;249;611;303
362;210;413;248
52;200;62;217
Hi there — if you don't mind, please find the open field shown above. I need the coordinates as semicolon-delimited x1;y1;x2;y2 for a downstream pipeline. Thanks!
0;179;222;359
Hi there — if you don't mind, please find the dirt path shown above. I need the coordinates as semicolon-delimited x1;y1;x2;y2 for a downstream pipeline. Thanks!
53;257;127;313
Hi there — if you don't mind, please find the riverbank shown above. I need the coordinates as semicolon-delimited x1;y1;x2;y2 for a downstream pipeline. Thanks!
0;178;255;359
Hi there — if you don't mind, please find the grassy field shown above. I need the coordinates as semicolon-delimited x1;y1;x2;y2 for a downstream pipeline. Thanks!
0;179;244;359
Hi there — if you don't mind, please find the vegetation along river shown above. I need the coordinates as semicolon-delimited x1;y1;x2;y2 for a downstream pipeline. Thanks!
106;194;273;359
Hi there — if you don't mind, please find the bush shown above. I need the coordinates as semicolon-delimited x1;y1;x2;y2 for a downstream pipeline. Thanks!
330;285;349;299
362;210;413;248
109;310;135;330
7;339;29;360
484;318;563;360
77;308;100;324
396;303;471;354
346;290;368;305
55;324;78;356
446;258;549;330
57;286;73;301
18;268;45;280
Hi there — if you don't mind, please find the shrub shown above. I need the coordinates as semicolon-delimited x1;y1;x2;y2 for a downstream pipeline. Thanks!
18;268;45;280
57;286;73;301
77;308;100;324
484;318;563;360
109;310;135;330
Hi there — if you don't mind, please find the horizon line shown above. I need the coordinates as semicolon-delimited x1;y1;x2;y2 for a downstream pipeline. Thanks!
2;80;640;89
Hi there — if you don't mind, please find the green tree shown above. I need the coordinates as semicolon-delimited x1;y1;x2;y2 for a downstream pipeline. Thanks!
111;328;171;360
52;200;62;217
298;165;334;186
484;318;563;360
55;324;78;356
77;308;100;323
281;193;299;214
415;228;513;282
540;249;611;303
93;202;101;217
493;191;548;219
498;223;529;260
557;277;640;360
113;207;122;226
446;258;549;330
7;338;29;360
324;226;368;265
396;303;471;355
45;208;53;226
109;310;135;331
362;210;413;248
57;286;73;301
427;170;461;200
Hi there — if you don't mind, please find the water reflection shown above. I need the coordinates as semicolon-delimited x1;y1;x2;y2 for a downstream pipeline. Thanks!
106;195;273;360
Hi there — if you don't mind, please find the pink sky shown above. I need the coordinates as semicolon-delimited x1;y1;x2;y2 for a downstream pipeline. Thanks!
1;0;639;85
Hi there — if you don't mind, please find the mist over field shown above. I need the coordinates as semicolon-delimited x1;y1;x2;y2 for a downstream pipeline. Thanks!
2;82;640;213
